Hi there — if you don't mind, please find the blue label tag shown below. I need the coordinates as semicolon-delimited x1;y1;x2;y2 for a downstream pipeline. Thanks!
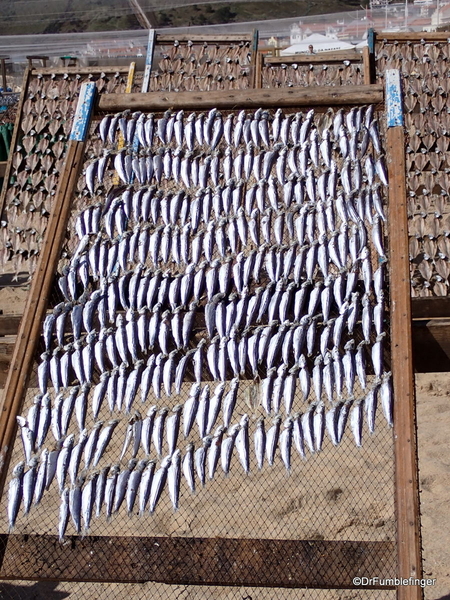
70;82;96;142
385;69;403;128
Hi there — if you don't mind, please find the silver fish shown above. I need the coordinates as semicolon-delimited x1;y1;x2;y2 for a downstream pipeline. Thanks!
126;459;147;515
266;415;282;466
82;471;98;532
350;400;364;447
182;443;195;494
139;460;156;515
236;414;250;475
58;487;70;541
92;420;119;467
220;425;240;475
95;466;110;518
380;372;393;427
69;474;84;533
195;437;212;487
207;425;225;480
105;464;120;521
254;416;266;470
167;450;181;511
279;417;293;472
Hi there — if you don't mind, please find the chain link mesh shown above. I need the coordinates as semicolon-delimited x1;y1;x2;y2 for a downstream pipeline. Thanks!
1;104;396;597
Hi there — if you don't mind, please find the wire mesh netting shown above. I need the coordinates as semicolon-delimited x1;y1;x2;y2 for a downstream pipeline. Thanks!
0;104;396;595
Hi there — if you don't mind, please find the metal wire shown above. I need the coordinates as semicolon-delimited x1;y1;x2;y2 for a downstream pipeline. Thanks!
0;105;396;597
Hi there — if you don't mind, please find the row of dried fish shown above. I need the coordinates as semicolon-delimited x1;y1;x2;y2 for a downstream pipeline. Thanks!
9;374;392;535
262;64;365;90
88;149;386;200
37;288;385;386
96;106;381;157
148;73;251;93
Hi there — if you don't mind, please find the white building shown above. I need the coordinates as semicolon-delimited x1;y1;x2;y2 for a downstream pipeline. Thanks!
282;33;356;56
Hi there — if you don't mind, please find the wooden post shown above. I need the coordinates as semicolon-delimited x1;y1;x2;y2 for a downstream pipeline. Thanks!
250;29;259;89
254;51;263;89
362;46;372;85
142;30;156;93
0;59;7;92
0;82;96;495
0;67;30;219
385;69;423;600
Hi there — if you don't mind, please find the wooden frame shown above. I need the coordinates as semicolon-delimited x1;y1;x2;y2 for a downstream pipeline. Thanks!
0;535;395;588
0;75;421;594
385;69;423;600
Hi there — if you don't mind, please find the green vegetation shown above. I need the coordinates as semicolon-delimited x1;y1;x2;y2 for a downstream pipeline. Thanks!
0;0;368;35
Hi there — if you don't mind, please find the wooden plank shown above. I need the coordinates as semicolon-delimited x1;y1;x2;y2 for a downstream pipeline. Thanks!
156;34;253;43
0;84;95;493
411;297;450;319
368;29;375;54
142;30;156;93
98;84;384;112
250;29;259;89
385;69;403;128
0;535;396;588
69;83;97;141
412;319;450;373
0;67;30;220
265;50;362;65
0;162;6;177
385;73;423;600
362;45;372;85
377;31;450;42
254;51;263;89
32;66;132;75
0;316;21;336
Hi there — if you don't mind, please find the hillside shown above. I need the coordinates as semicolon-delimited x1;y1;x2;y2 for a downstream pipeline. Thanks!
0;0;369;35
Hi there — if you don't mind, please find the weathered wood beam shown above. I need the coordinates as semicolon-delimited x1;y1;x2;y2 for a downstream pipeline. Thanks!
155;34;253;43
411;297;450;319
0;316;21;336
97;85;384;112
385;69;423;600
376;31;450;41
31;66;132;76
0;162;6;178
412;319;450;373
0;535;396;588
265;50;362;65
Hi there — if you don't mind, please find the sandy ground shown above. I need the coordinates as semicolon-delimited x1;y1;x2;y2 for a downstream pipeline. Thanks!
415;373;450;600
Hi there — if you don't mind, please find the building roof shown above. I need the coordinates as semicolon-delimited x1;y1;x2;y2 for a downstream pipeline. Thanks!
282;33;355;55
